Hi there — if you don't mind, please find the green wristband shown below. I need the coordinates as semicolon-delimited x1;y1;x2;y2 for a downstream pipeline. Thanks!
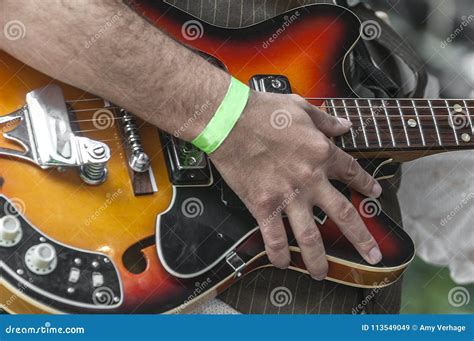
192;77;250;154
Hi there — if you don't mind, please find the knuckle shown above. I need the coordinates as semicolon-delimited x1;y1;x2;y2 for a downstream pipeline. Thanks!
266;237;288;251
356;237;377;253
316;140;333;160
252;193;276;212
345;157;359;180
338;201;358;224
299;166;316;181
362;174;375;192
297;227;321;247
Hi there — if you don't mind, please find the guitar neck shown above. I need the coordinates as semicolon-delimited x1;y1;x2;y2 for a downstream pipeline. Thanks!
325;98;474;161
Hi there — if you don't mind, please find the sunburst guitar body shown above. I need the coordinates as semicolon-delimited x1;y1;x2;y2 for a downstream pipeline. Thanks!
0;2;428;314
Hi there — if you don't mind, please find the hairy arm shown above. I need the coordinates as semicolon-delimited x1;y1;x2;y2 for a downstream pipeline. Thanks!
0;0;228;140
0;0;383;279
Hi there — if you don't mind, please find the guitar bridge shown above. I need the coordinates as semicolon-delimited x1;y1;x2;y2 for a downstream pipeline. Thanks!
0;85;110;185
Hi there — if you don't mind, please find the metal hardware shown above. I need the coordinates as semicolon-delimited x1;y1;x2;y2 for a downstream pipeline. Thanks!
225;251;246;278
461;133;471;143
171;136;207;170
119;109;150;173
407;118;417;128
160;132;213;186
0;85;110;185
250;75;292;94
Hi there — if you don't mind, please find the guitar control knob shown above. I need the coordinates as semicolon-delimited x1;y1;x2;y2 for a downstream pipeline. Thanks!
0;215;22;247
25;243;58;275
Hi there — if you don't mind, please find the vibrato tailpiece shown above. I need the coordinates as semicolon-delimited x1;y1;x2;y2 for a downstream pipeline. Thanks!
0;84;110;185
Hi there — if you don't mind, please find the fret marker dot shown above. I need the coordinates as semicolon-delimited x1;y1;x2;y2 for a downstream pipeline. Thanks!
461;133;471;143
453;104;463;113
407;119;417;128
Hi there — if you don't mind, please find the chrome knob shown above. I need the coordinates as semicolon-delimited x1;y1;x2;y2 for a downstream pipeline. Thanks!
0;215;22;247
25;243;58;275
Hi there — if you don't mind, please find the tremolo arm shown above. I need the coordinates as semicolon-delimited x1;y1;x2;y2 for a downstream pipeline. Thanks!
0;84;110;185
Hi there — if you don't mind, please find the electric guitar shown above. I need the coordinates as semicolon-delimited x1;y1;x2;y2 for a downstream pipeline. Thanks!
1;1;472;314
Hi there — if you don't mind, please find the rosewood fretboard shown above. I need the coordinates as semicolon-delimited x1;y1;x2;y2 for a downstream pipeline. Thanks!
323;98;474;159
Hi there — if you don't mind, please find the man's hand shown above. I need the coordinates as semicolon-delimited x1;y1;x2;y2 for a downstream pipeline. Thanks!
211;91;383;279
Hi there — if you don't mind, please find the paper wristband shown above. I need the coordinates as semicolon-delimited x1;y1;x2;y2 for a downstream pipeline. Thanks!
191;77;250;154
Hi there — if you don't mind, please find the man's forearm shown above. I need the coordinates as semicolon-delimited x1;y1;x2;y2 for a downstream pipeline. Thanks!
0;0;229;141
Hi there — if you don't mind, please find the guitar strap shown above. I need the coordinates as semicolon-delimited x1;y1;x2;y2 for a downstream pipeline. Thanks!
337;0;428;98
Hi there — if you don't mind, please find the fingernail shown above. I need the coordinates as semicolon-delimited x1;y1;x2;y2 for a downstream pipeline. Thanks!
368;247;382;264
311;273;327;281
337;117;352;128
371;182;382;198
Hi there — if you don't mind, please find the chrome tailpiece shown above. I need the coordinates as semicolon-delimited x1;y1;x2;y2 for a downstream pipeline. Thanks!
0;85;110;185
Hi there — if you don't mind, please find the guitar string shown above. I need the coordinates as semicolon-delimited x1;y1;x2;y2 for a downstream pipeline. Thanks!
64;97;474;110
73;120;472;140
64;97;474;103
55;98;474;136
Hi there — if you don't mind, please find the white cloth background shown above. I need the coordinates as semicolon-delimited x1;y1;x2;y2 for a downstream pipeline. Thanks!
398;151;474;284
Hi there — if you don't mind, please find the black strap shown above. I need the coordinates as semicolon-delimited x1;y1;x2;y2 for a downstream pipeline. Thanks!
352;40;401;98
349;2;428;97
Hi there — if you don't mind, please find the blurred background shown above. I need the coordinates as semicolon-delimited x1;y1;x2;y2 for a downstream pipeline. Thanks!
367;0;473;314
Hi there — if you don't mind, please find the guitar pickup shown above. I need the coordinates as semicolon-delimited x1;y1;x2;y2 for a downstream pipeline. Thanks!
0;85;110;185
160;132;213;186
250;75;292;94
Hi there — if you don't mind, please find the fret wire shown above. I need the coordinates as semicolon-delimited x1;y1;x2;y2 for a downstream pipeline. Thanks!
462;100;474;135
395;100;410;147
428;100;442;146
445;100;459;146
339;99;357;148
327;114;474;117
367;99;382;147
329;100;345;148
305;96;474;102
381;100;396;147
411;100;426;146
354;99;369;147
